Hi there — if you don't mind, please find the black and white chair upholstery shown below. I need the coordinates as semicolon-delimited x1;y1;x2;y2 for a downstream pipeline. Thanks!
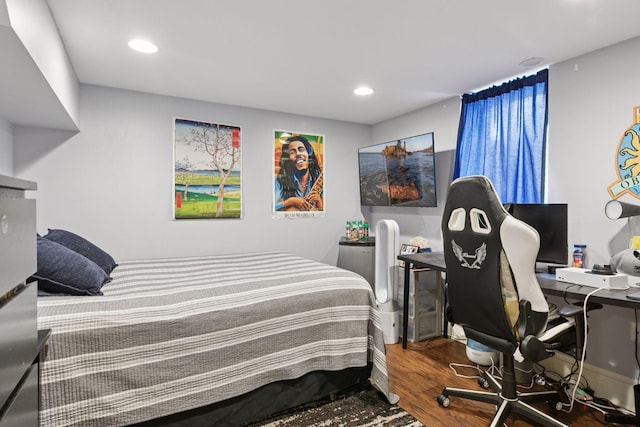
437;176;568;427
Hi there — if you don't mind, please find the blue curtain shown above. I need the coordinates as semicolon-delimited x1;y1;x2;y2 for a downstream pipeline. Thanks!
453;69;548;203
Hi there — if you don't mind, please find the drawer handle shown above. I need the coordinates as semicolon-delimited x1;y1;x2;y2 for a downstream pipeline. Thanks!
0;214;7;235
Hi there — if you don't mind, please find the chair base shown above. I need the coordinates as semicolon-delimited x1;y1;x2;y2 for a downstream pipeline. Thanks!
439;370;569;427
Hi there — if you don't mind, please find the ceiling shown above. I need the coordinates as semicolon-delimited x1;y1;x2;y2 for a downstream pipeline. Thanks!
45;0;640;125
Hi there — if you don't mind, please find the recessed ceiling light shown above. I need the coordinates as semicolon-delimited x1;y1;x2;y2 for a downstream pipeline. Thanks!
128;39;158;54
519;57;543;67
354;86;374;96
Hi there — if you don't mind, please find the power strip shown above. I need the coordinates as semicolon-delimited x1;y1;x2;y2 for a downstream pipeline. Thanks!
565;386;593;402
540;351;637;410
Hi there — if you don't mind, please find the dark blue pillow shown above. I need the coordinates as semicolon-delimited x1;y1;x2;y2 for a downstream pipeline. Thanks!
32;237;110;296
43;229;118;275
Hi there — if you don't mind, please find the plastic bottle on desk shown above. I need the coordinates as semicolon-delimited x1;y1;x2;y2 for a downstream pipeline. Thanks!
573;244;586;268
348;221;358;241
363;220;369;239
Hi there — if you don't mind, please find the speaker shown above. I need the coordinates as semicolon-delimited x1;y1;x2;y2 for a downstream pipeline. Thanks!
605;200;640;220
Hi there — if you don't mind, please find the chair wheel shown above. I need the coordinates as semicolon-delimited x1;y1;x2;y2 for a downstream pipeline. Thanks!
478;377;490;389
437;394;450;408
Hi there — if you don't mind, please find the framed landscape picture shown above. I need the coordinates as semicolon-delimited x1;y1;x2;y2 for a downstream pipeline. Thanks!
174;118;242;219
358;132;436;207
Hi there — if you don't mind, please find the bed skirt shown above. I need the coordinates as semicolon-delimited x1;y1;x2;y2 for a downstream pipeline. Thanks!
131;365;372;426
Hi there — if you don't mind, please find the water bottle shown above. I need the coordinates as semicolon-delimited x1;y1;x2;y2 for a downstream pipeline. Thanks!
572;244;586;268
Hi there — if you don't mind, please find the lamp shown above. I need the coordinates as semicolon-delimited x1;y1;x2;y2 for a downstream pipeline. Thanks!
605;200;640;220
607;199;640;274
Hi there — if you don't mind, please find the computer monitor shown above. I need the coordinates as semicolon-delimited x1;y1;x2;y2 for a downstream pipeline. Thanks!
506;203;568;266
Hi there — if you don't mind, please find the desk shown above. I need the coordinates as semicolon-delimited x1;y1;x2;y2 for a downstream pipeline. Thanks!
536;272;640;310
397;252;640;349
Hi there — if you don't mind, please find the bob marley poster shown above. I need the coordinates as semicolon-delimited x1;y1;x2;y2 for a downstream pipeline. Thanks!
273;130;325;219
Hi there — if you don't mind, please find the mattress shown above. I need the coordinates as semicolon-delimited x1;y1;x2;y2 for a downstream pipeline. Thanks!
37;251;396;426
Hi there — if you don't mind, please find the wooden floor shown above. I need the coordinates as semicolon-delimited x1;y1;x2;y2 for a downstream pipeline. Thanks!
386;337;627;426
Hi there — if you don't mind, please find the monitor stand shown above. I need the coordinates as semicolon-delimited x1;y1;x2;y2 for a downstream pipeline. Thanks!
546;264;568;274
535;263;568;274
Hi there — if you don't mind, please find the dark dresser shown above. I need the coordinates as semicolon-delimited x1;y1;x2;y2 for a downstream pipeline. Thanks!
0;174;41;426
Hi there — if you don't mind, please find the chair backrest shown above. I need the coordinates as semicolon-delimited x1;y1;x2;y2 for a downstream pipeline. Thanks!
442;176;549;351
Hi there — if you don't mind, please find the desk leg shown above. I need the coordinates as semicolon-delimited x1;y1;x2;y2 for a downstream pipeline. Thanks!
402;263;411;349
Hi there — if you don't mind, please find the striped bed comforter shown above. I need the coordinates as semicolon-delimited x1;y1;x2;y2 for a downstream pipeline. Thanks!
37;251;396;426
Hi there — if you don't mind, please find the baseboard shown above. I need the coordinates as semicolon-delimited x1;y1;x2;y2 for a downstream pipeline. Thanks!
539;351;637;411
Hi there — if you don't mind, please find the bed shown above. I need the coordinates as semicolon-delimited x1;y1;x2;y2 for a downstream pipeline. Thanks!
37;250;398;426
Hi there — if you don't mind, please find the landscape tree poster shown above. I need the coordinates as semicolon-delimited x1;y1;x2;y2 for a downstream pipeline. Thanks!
174;118;242;219
273;130;325;219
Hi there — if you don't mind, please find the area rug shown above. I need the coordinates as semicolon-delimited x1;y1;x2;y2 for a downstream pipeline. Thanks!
246;387;424;427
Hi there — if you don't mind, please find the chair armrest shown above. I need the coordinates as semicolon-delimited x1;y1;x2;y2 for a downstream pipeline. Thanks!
442;281;454;324
518;300;555;362
558;305;583;318
520;335;553;362
517;300;534;339
558;302;603;318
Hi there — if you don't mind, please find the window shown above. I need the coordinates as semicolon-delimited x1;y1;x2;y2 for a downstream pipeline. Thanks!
453;69;548;203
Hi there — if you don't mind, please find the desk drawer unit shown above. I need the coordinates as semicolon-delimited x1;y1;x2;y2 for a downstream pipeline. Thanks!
398;269;443;342
0;284;37;411
0;198;36;297
0;175;38;426
400;311;441;342
0;364;38;427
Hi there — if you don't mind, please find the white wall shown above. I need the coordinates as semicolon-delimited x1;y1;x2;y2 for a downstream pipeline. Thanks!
548;36;640;264
5;0;79;127
366;96;460;250
0;116;12;175
546;35;640;391
14;84;370;265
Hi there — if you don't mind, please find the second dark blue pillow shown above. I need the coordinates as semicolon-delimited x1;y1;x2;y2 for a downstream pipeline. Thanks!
43;229;118;275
